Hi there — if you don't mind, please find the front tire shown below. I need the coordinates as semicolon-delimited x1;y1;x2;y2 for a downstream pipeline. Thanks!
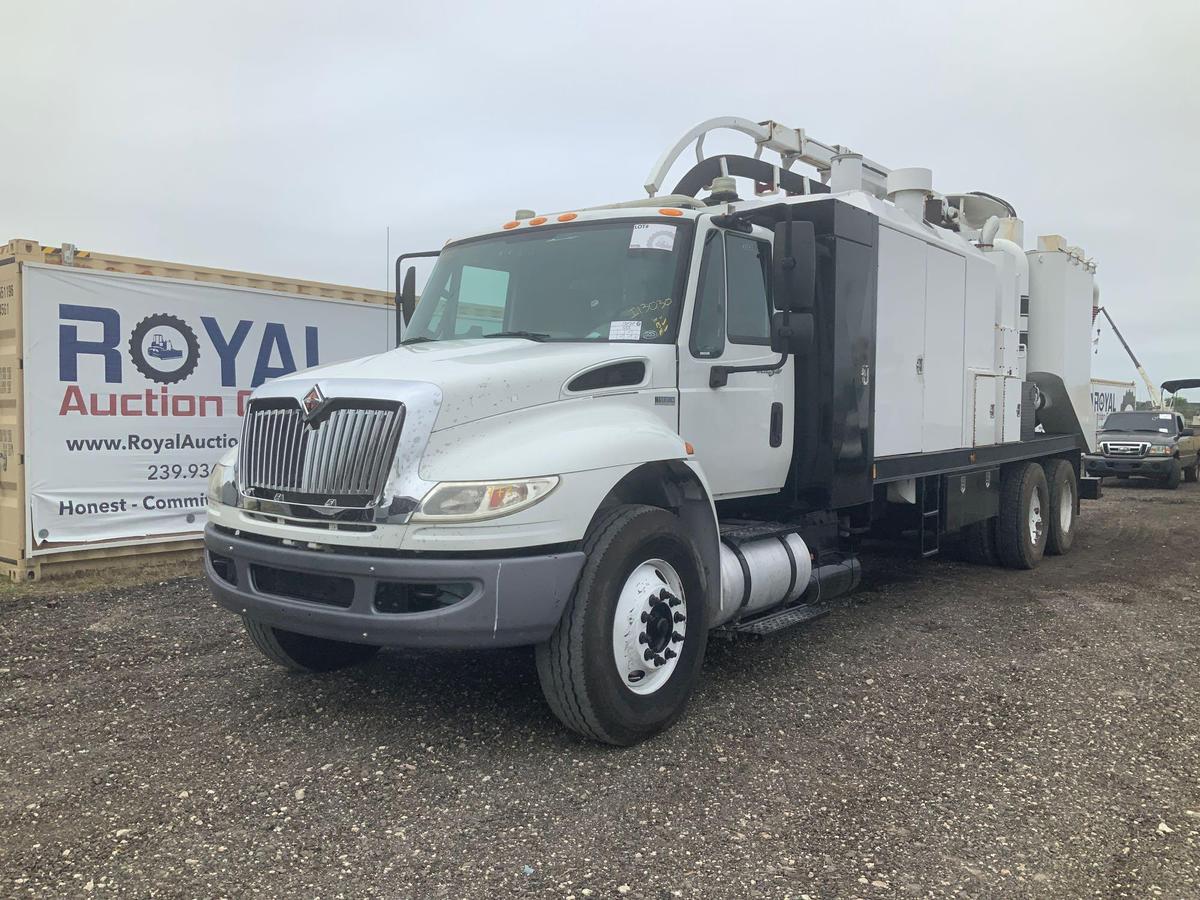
1043;459;1078;556
1163;459;1182;490
1184;460;1199;483
243;618;380;672
535;504;708;746
996;462;1049;570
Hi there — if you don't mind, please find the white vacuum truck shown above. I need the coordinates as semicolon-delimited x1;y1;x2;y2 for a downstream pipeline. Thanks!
205;117;1099;745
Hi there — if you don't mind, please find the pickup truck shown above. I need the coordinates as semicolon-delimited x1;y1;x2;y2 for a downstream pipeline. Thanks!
1084;410;1200;488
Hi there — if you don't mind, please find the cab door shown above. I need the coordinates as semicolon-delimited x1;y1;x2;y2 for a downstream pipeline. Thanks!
677;225;794;498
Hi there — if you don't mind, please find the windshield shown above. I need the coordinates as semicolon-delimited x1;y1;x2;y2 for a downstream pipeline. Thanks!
1101;411;1177;434
405;219;692;343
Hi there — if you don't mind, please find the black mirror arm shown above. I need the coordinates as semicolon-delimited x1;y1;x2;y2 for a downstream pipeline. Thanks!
709;353;788;389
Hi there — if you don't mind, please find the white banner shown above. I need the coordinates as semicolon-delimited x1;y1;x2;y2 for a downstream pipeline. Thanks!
1091;380;1136;419
22;264;392;549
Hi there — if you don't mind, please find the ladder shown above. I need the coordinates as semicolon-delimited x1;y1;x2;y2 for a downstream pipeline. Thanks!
919;475;941;558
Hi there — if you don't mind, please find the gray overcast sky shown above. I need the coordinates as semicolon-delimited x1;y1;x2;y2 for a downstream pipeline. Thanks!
4;0;1198;397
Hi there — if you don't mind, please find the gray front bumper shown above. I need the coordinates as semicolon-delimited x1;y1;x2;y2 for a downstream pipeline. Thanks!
1083;455;1173;476
204;524;585;649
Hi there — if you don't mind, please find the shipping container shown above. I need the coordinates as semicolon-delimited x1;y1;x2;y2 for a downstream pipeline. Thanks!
0;238;394;582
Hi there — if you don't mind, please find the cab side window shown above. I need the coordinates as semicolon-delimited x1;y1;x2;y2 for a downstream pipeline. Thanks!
690;231;772;357
725;234;772;345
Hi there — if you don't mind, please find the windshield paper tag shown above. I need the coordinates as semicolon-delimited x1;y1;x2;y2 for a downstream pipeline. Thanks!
629;223;676;251
609;320;642;340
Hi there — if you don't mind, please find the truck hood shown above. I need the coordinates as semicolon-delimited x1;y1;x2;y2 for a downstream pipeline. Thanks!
268;338;676;430
1098;431;1175;446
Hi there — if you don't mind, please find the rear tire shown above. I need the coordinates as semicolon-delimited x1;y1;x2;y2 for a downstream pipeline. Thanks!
243;618;380;672
1042;459;1077;556
996;462;1049;570
535;504;708;746
1163;459;1182;490
961;517;1000;566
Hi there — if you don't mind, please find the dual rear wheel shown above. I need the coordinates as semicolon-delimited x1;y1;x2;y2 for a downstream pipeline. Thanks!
963;459;1076;569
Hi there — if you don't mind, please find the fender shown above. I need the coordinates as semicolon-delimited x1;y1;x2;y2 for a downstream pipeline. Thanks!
419;396;689;482
411;400;720;565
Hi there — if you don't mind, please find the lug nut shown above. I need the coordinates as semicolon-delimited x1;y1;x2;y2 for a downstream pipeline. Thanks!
640;611;650;623
667;596;681;607
652;654;666;667
643;649;655;662
671;631;684;643
638;634;648;645
663;648;677;660
673;612;685;623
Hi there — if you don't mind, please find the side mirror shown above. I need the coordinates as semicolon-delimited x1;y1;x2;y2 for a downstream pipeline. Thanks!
400;266;417;326
770;311;813;356
772;219;816;312
1182;427;1194;437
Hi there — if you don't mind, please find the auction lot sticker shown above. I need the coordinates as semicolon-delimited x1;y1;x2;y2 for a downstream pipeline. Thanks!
22;264;391;549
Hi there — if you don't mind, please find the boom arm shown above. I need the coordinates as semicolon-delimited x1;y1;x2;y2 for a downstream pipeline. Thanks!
1096;306;1162;408
643;116;892;199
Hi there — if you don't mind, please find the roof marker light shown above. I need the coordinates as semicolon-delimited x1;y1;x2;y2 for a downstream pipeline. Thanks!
529;216;548;226
502;221;520;230
659;208;684;217
557;213;578;222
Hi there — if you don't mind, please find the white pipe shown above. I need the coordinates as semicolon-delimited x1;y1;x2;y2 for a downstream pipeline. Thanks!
993;237;1028;297
980;215;1000;246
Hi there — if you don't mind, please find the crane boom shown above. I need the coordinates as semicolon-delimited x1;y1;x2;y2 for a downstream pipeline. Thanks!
1096;306;1162;407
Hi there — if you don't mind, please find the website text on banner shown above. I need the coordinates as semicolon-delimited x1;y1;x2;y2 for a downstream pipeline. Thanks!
22;265;391;548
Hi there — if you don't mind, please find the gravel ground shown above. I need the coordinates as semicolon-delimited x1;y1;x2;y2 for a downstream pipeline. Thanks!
2;481;1199;899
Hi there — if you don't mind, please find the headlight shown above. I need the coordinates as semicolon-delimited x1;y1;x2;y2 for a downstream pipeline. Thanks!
1147;445;1172;456
207;460;238;506
414;477;559;522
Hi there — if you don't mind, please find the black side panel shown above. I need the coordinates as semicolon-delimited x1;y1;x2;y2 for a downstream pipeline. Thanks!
943;468;1000;532
785;199;878;512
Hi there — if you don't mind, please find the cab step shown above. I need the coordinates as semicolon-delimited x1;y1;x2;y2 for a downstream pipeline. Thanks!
717;603;829;638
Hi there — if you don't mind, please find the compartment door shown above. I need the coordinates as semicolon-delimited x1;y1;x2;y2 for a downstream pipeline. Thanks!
874;228;926;457
922;246;966;451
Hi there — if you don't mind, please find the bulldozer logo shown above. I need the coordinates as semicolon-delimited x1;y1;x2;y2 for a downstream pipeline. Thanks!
128;313;201;385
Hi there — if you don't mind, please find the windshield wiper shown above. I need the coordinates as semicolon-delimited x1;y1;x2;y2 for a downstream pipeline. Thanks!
399;336;435;345
483;331;551;342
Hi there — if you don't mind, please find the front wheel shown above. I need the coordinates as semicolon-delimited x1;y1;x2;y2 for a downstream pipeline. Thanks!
1184;460;1199;483
1163;459;1182;490
535;504;708;746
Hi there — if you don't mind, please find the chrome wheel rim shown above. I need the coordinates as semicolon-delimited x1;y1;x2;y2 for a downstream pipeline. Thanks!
1059;481;1074;534
1029;490;1045;546
611;558;686;696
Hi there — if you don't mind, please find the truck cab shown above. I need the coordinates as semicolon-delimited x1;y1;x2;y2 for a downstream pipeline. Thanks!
204;116;1097;744
1086;409;1200;488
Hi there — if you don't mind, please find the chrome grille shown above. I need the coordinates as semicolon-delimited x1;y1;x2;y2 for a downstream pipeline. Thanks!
239;400;404;506
1101;441;1148;458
